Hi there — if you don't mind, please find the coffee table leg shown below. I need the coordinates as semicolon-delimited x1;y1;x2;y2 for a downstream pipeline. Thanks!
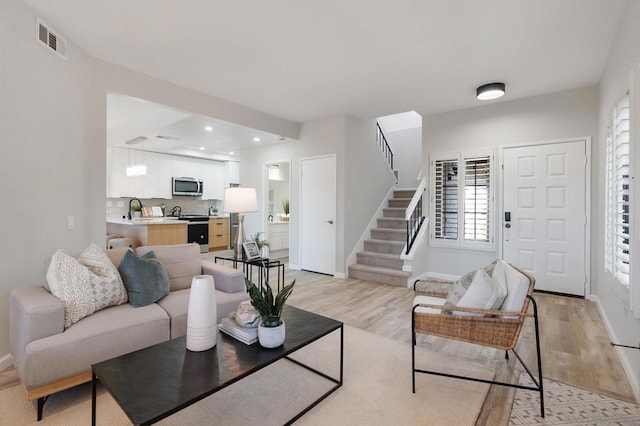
91;371;97;426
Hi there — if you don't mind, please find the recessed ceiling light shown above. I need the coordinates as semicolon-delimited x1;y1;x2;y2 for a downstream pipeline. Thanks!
476;82;506;100
199;147;205;151
229;151;234;155
253;137;260;142
205;126;213;132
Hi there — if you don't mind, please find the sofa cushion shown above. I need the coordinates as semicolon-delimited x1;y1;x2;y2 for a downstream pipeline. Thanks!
201;261;246;293
78;243;128;310
444;268;507;317
156;289;191;339
22;303;169;389
137;244;201;291
119;250;170;307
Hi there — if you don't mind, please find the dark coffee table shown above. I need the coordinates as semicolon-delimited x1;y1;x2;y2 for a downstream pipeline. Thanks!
91;306;343;425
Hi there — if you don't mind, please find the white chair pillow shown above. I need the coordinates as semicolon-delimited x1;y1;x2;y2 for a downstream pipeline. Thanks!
445;268;507;317
499;263;530;318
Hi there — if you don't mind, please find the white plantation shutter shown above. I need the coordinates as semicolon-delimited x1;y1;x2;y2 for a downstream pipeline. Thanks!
604;127;614;273
463;155;490;242
431;149;494;250
613;95;631;286
432;157;459;241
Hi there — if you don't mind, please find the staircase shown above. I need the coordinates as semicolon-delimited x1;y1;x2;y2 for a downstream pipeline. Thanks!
348;189;414;287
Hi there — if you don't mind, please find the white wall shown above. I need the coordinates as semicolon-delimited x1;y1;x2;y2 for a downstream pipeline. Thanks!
420;85;599;276
595;0;640;399
385;126;422;187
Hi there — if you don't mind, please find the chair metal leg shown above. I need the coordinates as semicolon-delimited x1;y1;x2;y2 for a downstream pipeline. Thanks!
505;350;509;360
529;295;545;418
412;305;417;393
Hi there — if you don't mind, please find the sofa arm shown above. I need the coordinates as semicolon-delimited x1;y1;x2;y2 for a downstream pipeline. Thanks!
201;261;246;294
9;286;64;376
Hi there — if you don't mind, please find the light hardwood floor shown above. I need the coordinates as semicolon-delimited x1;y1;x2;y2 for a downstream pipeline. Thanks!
2;263;635;425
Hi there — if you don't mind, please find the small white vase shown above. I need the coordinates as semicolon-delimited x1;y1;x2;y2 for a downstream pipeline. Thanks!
186;275;217;352
258;320;286;348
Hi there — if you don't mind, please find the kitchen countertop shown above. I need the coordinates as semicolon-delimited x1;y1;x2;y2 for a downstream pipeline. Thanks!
107;218;185;225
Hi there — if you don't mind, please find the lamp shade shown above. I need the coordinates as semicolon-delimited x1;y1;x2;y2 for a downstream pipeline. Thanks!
476;82;506;100
223;187;258;213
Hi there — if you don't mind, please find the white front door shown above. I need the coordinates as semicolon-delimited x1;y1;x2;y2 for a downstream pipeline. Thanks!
502;140;587;296
299;155;336;275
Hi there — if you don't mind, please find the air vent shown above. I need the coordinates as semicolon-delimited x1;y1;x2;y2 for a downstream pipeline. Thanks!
36;19;68;60
156;135;180;140
125;136;148;145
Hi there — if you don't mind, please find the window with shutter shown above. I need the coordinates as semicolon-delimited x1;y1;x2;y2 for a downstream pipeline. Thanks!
430;149;494;251
604;126;614;273
614;95;630;286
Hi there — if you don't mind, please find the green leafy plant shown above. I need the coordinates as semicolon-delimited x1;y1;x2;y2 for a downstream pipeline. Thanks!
282;199;290;215
131;204;142;212
251;232;270;250
244;278;295;327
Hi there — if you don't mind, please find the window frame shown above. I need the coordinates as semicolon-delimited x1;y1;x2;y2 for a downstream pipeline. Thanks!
430;148;495;251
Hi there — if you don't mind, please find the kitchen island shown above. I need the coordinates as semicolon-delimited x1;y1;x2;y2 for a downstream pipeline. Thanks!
107;218;187;248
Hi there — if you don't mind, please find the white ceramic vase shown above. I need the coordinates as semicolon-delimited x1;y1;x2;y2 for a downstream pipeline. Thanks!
186;275;217;351
258;320;286;348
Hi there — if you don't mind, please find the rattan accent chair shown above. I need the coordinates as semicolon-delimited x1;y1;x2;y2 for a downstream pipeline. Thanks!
412;266;544;418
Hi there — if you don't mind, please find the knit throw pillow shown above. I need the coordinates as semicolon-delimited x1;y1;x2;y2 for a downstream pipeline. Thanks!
46;244;130;328
444;268;507;317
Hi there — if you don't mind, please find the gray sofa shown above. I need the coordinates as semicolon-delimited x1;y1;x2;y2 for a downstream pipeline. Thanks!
9;243;248;421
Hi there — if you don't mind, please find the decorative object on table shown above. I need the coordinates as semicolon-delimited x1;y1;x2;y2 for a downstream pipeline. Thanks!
244;277;295;348
251;232;270;254
281;198;290;221
218;317;258;345
223;187;258;258
186;275;217;351
232;300;261;327
242;241;261;260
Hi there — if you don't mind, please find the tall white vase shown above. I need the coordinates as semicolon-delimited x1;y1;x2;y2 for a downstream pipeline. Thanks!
186;275;217;351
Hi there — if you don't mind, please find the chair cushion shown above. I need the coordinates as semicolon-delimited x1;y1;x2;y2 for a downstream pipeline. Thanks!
413;295;446;314
444;268;507;317
499;263;530;318
118;250;170;307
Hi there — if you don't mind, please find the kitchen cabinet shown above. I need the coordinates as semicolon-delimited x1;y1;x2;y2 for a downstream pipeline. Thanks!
172;156;203;180
107;147;172;199
202;161;224;200
223;161;240;188
209;217;229;250
107;220;187;248
268;222;289;258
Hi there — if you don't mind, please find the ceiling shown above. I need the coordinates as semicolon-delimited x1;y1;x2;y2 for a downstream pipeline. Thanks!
26;0;627;125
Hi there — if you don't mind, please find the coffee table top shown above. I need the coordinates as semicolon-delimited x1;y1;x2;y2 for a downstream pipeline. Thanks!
92;306;342;425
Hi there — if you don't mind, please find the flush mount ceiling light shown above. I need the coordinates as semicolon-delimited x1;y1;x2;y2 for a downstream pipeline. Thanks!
204;126;213;132
253;137;261;142
476;82;506;100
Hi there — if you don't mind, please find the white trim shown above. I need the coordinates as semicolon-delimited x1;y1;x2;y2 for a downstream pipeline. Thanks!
0;353;13;372
421;271;461;281
500;137;591;297
288;263;300;270
334;272;346;279
589;295;640;402
262;159;291;258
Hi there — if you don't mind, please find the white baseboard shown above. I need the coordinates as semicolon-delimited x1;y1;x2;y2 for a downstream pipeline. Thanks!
334;272;346;279
288;263;300;271
423;272;460;281
0;353;14;372
589;294;640;402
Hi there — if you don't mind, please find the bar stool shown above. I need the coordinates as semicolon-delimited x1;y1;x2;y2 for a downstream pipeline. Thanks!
107;237;134;249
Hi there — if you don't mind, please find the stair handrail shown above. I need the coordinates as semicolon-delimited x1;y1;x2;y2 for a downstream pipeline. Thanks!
376;122;394;170
405;176;427;254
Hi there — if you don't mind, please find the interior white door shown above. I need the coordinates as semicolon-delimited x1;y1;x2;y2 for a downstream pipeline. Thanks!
300;155;336;275
502;141;587;296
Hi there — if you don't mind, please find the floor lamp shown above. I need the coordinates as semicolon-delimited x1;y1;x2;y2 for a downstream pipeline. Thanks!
223;187;258;258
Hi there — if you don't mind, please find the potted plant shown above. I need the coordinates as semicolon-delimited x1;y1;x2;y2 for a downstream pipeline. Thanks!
251;232;270;256
282;199;290;221
244;278;295;348
131;204;142;219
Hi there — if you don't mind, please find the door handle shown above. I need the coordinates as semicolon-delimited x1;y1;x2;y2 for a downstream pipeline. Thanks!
326;220;334;224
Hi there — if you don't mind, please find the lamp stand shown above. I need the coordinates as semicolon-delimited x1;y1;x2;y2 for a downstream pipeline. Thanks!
233;213;247;258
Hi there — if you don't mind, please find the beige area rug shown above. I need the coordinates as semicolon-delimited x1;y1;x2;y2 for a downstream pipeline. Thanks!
510;372;640;425
0;327;493;426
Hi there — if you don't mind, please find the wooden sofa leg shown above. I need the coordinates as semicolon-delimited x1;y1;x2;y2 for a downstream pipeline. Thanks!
37;395;49;421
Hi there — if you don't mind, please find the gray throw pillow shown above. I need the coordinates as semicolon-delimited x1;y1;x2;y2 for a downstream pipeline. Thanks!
118;250;170;307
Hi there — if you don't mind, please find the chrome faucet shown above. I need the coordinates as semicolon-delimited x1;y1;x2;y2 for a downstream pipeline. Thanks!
128;198;143;220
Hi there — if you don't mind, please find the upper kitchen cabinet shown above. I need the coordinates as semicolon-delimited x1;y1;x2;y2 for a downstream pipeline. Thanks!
172;156;203;180
202;161;224;200
107;147;172;199
223;161;240;188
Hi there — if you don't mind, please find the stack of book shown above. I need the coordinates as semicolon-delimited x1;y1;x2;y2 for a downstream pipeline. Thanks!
218;317;258;345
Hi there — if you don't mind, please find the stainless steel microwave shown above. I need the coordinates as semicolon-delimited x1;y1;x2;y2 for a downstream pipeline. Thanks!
172;177;203;196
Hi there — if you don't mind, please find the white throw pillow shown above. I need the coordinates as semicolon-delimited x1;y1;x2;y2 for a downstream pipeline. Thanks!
499;263;530;318
445;268;507;317
46;250;96;328
78;243;128;310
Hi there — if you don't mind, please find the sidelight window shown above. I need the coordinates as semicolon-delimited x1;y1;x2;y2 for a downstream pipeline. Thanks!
431;149;494;251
